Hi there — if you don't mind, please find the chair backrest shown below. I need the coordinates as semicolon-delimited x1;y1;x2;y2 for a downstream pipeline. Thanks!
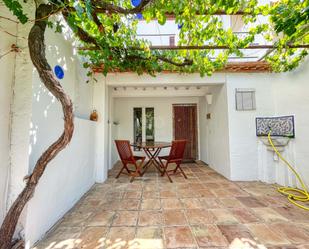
115;140;134;163
168;140;187;162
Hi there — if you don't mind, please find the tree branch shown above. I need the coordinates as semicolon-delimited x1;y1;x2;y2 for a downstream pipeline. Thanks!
0;15;18;23
91;12;105;33
62;10;100;47
126;54;193;67
79;44;309;51
156;55;193;66
0;4;74;248
92;0;153;14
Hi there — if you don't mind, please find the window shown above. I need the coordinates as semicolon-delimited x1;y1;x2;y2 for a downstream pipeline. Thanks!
133;107;155;149
230;16;244;32
169;36;175;47
235;88;256;111
133;108;142;150
145;108;155;142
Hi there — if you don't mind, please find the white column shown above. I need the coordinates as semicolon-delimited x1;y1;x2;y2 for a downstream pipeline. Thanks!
5;0;34;238
93;76;109;182
0;6;18;224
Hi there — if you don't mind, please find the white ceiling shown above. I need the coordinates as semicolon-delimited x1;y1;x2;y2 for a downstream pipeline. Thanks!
111;85;212;98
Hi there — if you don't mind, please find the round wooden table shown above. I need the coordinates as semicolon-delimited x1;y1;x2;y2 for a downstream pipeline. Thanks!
131;141;171;174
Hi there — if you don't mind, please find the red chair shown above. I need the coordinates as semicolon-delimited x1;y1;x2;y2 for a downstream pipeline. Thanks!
115;140;145;182
158;140;187;183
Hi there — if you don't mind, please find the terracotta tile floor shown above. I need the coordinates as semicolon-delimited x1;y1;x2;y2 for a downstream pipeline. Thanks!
33;162;309;249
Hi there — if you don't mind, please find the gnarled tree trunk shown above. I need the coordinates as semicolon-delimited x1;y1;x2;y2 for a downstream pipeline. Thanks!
0;4;74;249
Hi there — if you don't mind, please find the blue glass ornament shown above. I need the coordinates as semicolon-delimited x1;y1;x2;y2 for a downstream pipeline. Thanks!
131;0;143;19
54;65;64;79
136;13;143;19
131;0;141;7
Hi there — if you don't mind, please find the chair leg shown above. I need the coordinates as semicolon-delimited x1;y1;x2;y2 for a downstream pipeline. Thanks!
177;163;188;179
129;159;145;182
124;165;131;174
116;164;126;179
138;158;145;176
173;164;178;173
160;161;173;183
160;163;167;177
130;175;135;182
158;158;165;176
165;170;173;183
136;160;144;177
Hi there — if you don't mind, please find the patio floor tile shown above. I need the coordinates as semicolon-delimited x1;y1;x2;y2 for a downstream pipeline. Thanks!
138;210;163;226
135;227;164;249
269;223;309;244
163;226;196;248
160;190;177;198
86;210;115;226
229;208;260;223
252;207;288;222
142;190;160;199
78;226;108;249
141;198;161;210
33;162;309;249
185;209;216;225
161;198;183;209
59;210;93;227
217;224;255;243
274;206;309;222
180;198;204;209
112;211;139;226
210;209;239;224
219;197;244;208
236;196;267;208
118;199;141;210
123;191;142;199
163;210;187;226
246;223;291;245
32;227;81;249
105;227;135;249
192;225;228;247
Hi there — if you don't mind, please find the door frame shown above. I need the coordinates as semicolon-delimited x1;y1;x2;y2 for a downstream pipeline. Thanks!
172;103;199;161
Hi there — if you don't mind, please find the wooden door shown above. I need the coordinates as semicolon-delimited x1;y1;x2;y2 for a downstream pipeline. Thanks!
173;104;198;161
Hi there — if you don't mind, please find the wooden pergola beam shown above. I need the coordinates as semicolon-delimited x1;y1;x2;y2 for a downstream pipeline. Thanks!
79;44;309;51
93;9;253;16
221;61;271;72
92;61;272;73
164;10;255;18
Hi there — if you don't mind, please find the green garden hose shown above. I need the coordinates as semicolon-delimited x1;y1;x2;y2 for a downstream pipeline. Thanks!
268;131;309;211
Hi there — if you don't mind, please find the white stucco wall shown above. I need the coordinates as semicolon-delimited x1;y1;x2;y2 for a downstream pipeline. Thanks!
198;96;208;163
74;59;94;119
270;62;309;187
92;76;110;182
226;61;309;188
105;72;225;86
0;2;34;232
112;96;201;164
25;118;96;246
226;74;274;180
205;85;231;179
0;7;17;223
24;27;96;246
2;3;309;245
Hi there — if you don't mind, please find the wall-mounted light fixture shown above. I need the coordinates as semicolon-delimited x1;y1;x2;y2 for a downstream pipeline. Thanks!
205;93;213;105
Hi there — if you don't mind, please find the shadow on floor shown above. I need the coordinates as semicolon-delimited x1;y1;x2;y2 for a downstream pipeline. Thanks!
33;162;309;249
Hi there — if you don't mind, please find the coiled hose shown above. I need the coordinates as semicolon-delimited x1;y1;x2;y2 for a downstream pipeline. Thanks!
268;131;309;211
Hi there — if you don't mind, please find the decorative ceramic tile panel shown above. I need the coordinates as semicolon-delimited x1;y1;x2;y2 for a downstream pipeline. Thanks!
255;115;295;137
